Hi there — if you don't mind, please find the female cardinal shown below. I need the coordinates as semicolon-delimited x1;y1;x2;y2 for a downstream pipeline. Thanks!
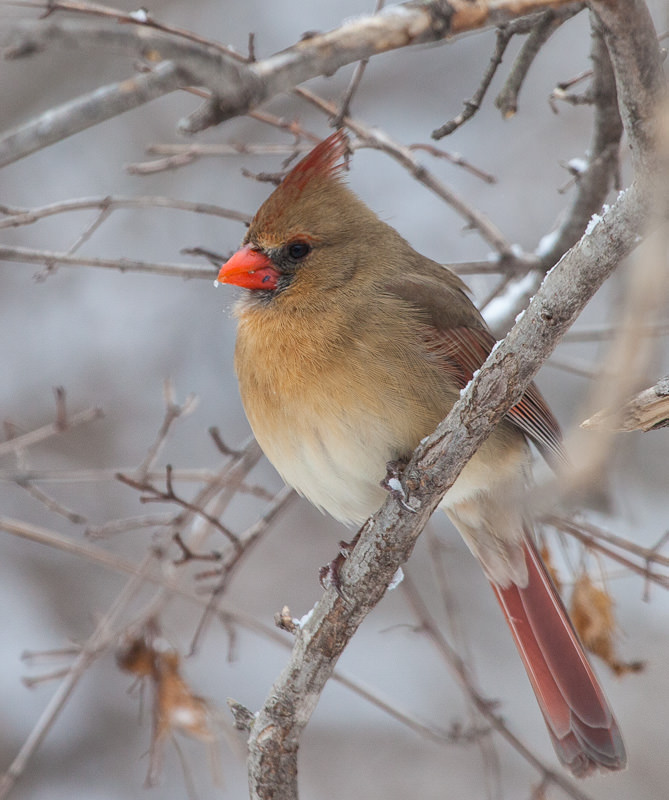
216;131;625;777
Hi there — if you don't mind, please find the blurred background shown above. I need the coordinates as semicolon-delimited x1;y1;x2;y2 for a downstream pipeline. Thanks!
1;1;668;798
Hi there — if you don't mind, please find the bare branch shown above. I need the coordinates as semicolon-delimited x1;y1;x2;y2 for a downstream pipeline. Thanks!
0;195;251;229
125;142;314;176
582;375;669;432
0;514;511;759
17;482;87;524
188;485;296;653
0;405;103;458
1;0;591;150
331;0;386;127
0;549;160;800
407;143;496;183
5;0;250;60
0;61;186;168
134;381;198;480
487;16;624;333
547;515;669;591
115;467;241;550
0;245;215;280
495;5;584;117
432;25;513;138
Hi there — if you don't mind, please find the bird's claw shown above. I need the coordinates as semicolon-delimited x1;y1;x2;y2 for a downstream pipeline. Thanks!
381;459;417;513
319;537;358;598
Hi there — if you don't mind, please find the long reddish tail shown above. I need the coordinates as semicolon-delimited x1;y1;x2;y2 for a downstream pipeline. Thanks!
491;538;626;777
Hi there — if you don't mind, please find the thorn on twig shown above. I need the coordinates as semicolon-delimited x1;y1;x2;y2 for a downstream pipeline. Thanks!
227;698;256;732
53;386;68;431
247;32;256;62
275;605;297;634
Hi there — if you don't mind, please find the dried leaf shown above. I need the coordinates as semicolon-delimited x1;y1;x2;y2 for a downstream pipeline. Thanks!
570;573;644;676
115;628;218;788
116;635;156;678
154;651;215;743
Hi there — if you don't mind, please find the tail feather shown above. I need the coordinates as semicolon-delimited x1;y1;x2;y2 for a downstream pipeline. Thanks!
491;538;626;777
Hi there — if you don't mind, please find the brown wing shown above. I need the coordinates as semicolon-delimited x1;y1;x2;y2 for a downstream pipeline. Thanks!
426;324;566;467
387;271;567;467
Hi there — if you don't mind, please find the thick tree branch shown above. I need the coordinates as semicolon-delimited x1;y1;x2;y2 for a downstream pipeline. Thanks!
0;0;587;165
0;61;186;168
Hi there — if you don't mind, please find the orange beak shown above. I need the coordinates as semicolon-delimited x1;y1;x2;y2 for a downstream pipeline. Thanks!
216;245;279;291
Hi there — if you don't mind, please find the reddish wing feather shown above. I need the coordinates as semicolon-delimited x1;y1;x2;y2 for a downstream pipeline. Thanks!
428;325;567;467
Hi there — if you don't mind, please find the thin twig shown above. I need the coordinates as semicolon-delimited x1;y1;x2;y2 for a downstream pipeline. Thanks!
495;5;585;117
547;515;669;590
0;515;496;756
0;245;215;280
188;486;296;653
135;381;198;481
0;406;104;458
0;195;250;230
115;467;241;550
432;25;514;138
296;88;525;261
331;0;386;127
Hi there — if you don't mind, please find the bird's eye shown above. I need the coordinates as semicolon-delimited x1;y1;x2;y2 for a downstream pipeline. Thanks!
287;241;311;261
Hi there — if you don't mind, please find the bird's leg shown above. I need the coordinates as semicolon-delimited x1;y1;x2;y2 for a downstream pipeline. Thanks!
381;457;416;512
319;530;362;597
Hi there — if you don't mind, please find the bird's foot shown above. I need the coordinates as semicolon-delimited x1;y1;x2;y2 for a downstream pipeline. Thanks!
319;533;360;597
381;458;416;513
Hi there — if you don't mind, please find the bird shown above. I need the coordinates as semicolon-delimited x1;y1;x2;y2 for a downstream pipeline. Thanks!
215;130;626;777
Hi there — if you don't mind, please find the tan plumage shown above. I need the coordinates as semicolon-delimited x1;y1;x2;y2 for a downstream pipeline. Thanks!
217;131;626;776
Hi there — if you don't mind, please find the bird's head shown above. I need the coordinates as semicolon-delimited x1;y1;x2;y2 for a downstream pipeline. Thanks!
217;131;390;305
